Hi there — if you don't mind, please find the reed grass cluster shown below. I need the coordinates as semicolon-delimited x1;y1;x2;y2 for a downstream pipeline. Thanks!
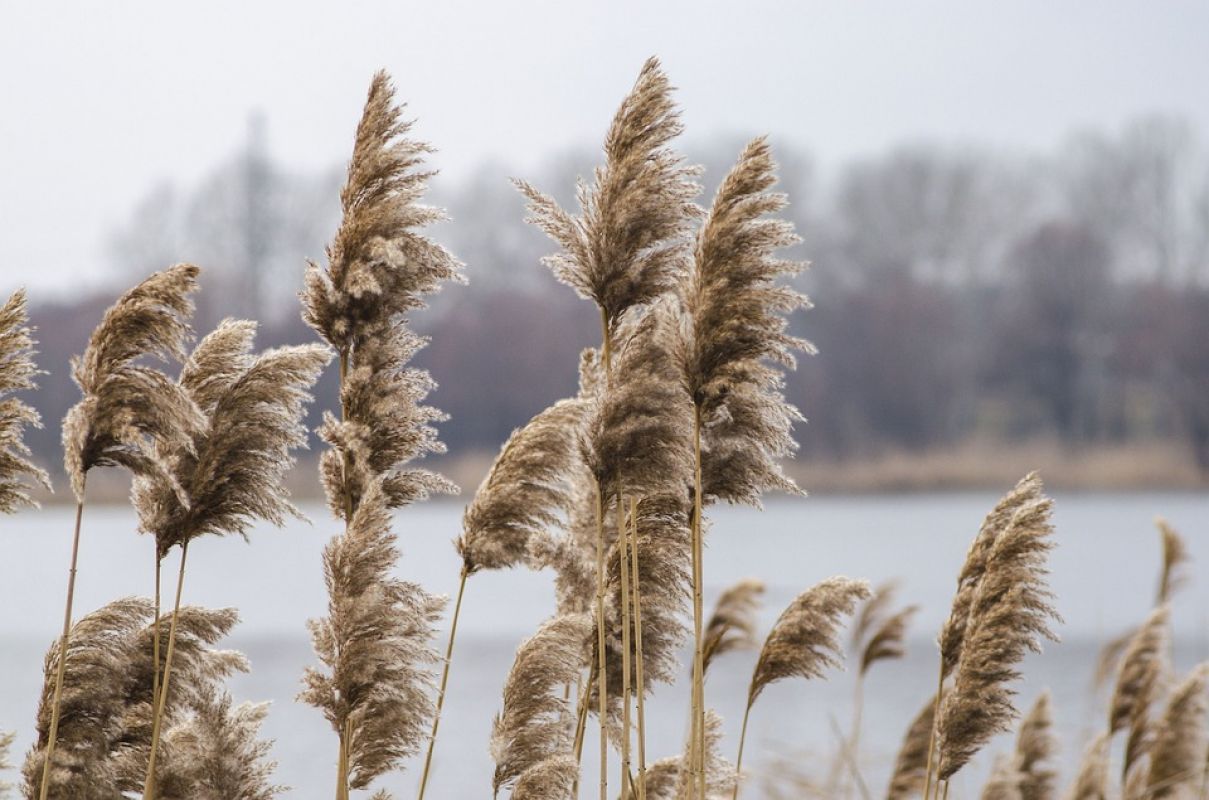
3;56;1208;800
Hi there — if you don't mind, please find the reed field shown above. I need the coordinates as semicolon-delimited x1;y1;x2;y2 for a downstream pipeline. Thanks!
1;58;1207;800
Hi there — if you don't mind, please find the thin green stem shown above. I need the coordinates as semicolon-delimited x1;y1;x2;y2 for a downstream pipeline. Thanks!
38;496;85;800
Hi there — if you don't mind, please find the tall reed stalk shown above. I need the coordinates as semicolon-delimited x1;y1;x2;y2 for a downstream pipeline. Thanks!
630;496;648;800
143;540;190;796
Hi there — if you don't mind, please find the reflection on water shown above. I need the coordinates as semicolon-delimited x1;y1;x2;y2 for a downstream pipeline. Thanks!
2;493;1207;797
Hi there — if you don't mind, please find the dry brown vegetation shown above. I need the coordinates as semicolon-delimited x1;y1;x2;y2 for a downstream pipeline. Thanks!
1;59;1207;800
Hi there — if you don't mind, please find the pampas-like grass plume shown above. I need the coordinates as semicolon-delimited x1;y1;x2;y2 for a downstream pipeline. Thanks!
1143;664;1208;799
490;613;592;797
1155;518;1190;605
887;693;941;800
748;578;870;705
62;263;203;500
458;396;592;574
509;755;578;800
0;730;13;800
134;319;331;556
300;481;446;791
981;754;1025;800
852;582;918;677
23;599;247;798
938;472;1044;679
515;57;700;334
1109;605;1169;777
0;289;50;512
702;579;765;675
732;578;869;799
680;136;812;507
301;71;463;355
301;69;461;800
155;694;284;800
1062;734;1110;800
936;488;1060;782
1015;691;1058;800
621;710;737;800
1095;520;1189;688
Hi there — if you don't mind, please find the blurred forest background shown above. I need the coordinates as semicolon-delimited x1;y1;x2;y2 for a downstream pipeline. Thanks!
16;113;1209;495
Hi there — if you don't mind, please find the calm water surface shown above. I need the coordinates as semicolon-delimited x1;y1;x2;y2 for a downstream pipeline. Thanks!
2;492;1207;798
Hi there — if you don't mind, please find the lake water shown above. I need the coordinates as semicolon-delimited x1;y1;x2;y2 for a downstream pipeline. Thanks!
2;492;1207;798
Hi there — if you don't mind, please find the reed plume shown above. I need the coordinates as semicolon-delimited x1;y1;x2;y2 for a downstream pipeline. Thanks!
509;756;578;800
852;582;917;677
23;599;247;798
62;263;203;500
0;289;50;513
1015;692;1058;800
702;579;765;676
937;472;1043;680
638;710;730;800
1109;606;1169;778
1062;734;1110;800
458;396;592;574
134;322;328;797
936;488;1060;782
42;264;202;800
300;481;446;792
887;693;941;800
733;578;869;799
300;69;462;800
1096;520;1189;687
491;613;592;797
679;136;811;797
0;730;12;799
981;755;1024;800
154;694;283;800
514;57;699;335
1144;664;1208;799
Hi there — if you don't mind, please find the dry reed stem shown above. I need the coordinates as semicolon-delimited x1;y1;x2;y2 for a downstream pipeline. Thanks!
630;496;648;800
0;288;51;513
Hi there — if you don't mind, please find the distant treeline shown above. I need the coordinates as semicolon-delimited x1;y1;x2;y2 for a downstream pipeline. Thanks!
18;114;1209;480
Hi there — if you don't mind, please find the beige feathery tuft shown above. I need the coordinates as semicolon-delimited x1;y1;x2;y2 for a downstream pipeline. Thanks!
938;472;1044;678
515;57;700;335
490;614;591;796
937;487;1060;781
458;396;592;574
748;577;870;706
1109;605;1170;778
62;263;203;501
1155;518;1190;605
301;71;464;354
1014;691;1058;800
300;480;447;790
509;755;578;800
1095;520;1188;688
0;289;51;512
23;599;247;798
1144;664;1209;799
681;136;813;506
0;730;12;800
886;692;941;800
134;319;331;556
981;754;1025;800
155;693;284;800
668;710;737;800
703;578;765;676
851;581;918;676
1061;734;1110;800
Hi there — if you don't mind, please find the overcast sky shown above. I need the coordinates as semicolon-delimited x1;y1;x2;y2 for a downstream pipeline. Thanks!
2;1;1207;297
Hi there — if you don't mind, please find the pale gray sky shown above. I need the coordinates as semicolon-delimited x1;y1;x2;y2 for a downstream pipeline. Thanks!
2;0;1207;296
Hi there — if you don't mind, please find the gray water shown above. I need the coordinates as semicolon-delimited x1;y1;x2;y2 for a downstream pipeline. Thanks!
2;492;1207;798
